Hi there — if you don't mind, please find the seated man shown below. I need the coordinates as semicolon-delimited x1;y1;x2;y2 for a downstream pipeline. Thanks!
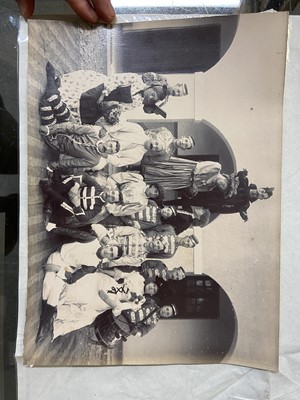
142;127;195;163
40;122;120;171
159;205;211;234
104;261;185;284
139;260;186;283
98;123;193;168
36;225;124;342
121;298;178;337
102;202;209;234
108;225;173;266
37;268;146;343
144;225;199;258
104;171;165;217
39;171;120;229
40;63;188;124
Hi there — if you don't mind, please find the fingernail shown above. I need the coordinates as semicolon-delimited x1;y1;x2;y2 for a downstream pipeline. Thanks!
102;4;116;23
102;14;115;24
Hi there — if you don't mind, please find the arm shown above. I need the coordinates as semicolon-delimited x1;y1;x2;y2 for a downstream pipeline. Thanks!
48;122;100;137
52;154;101;170
109;225;142;237
106;202;147;217
193;161;222;176
110;171;144;185
135;320;157;337
81;172;104;189
145;224;176;237
111;255;145;267
107;149;146;168
65;265;97;284
142;72;168;86
100;267;127;280
104;73;140;94
141;260;166;269
91;224;111;243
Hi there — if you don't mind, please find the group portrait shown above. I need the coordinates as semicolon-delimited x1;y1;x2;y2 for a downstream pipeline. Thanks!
23;12;287;369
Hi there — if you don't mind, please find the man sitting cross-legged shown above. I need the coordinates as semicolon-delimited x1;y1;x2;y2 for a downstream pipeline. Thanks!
36;224;123;343
101;171;165;218
40;122;120;171
39;171;120;231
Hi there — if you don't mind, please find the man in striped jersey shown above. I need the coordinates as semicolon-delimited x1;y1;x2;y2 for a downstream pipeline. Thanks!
108;226;170;267
39;171;120;231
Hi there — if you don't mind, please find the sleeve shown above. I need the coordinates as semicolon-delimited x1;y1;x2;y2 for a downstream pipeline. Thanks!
110;171;144;185
57;154;101;169
110;226;142;237
106;201;147;217
91;224;110;242
81;172;103;189
249;183;257;190
49;122;99;137
145;224;176;237
107;148;145;167
193;161;222;176
142;72;168;86
104;73;140;94
237;170;250;188
66;265;97;284
75;205;108;223
52;226;96;242
137;320;157;337
141;260;166;270
111;255;145;267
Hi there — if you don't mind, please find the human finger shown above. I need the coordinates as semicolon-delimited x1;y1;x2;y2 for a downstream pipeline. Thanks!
91;0;115;23
66;0;115;24
16;0;35;19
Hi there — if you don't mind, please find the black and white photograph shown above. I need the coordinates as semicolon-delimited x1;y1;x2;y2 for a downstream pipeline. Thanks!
23;12;287;369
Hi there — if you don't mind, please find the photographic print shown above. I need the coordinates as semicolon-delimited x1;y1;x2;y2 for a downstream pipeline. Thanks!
22;13;287;369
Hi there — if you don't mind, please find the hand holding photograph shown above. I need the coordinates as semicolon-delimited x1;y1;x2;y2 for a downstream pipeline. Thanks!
22;12;287;369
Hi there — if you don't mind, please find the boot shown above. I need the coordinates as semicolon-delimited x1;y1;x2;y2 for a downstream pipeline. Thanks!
36;303;56;344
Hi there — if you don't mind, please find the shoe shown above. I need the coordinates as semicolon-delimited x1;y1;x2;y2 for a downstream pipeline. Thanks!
54;77;61;89
39;178;52;193
46;61;56;81
36;303;56;344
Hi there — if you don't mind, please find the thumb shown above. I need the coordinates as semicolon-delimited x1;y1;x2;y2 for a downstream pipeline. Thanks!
17;0;35;18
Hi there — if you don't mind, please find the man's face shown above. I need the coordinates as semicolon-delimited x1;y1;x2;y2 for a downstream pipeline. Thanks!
102;189;120;203
193;207;205;218
146;185;159;199
148;238;165;253
144;282;158;296
160;207;174;219
176;136;192;150
179;236;194;248
169;268;185;281
216;178;228;192
160;305;174;318
98;140;118;155
144;139;163;153
168;84;184;97
258;188;269;200
143;87;159;105
99;245;119;260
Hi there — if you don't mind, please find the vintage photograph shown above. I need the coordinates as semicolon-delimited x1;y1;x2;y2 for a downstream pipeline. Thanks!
23;13;287;368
